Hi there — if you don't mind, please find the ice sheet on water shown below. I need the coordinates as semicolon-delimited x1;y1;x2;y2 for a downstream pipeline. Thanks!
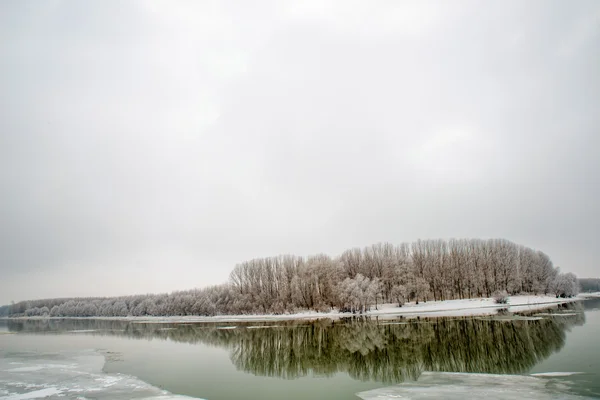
1;388;63;400
356;372;592;400
246;325;284;329
530;372;584;377
536;313;579;317
0;350;204;400
4;368;44;373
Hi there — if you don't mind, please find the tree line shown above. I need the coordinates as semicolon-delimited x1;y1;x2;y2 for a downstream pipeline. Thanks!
3;238;579;318
579;278;600;293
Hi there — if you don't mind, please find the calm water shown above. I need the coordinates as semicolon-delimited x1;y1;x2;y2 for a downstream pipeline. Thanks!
1;299;599;399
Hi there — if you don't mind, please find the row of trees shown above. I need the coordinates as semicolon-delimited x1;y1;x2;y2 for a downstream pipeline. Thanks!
0;304;9;317
3;238;580;318
579;278;600;293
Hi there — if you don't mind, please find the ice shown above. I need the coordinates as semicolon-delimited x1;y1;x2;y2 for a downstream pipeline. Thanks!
3;368;43;373
0;350;204;400
356;372;592;400
535;313;578;317
4;364;77;373
1;388;63;400
530;372;584;377
246;325;284;329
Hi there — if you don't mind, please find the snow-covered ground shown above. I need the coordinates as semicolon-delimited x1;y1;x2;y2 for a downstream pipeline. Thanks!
366;295;582;318
0;350;200;400
102;294;583;322
356;371;593;400
5;294;587;324
579;292;600;298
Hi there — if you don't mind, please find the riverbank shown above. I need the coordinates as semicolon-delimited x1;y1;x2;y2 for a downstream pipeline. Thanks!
3;294;593;323
579;292;600;298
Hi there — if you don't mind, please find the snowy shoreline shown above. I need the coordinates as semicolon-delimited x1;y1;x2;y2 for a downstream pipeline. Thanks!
4;294;596;324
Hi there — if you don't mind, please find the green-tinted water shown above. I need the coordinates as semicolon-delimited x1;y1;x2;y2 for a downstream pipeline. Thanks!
1;299;599;399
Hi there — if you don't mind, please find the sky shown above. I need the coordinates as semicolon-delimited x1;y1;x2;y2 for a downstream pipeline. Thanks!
1;0;599;304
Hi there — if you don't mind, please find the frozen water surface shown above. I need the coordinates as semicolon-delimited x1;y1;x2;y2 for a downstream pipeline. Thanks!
530;372;584;377
0;350;202;400
356;372;593;400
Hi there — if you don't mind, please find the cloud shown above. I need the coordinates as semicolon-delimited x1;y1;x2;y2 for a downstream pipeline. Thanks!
0;0;598;304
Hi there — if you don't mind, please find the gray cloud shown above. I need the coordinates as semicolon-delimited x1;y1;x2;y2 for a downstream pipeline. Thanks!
1;0;599;304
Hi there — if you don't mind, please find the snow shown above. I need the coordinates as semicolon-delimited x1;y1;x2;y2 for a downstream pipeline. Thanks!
579;292;600;298
132;294;581;321
0;350;203;400
7;295;585;324
365;295;580;318
356;371;592;400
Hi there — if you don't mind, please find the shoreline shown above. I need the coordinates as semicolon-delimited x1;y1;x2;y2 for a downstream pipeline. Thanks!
3;294;597;324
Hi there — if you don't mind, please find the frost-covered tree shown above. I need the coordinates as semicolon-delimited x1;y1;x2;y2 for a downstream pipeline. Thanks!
4;238;574;318
552;272;579;298
411;277;431;304
391;284;409;307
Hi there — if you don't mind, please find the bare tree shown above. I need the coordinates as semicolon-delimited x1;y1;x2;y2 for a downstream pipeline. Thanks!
7;238;569;318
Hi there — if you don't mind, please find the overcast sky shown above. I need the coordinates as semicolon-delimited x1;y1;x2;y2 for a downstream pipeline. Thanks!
1;0;599;304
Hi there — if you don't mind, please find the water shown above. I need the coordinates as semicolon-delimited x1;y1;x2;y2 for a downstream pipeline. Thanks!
1;299;599;399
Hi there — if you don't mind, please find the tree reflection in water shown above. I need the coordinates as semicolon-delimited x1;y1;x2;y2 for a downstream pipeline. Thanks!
4;302;585;383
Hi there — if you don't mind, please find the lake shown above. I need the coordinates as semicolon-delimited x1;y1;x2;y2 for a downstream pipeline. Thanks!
1;298;599;399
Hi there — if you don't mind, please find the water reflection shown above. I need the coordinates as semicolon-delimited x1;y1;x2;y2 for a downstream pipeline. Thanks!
3;302;587;383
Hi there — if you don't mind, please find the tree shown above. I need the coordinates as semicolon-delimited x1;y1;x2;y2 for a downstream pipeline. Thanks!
3;238;573;318
411;278;430;304
391;285;409;307
552;272;579;298
368;278;383;310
